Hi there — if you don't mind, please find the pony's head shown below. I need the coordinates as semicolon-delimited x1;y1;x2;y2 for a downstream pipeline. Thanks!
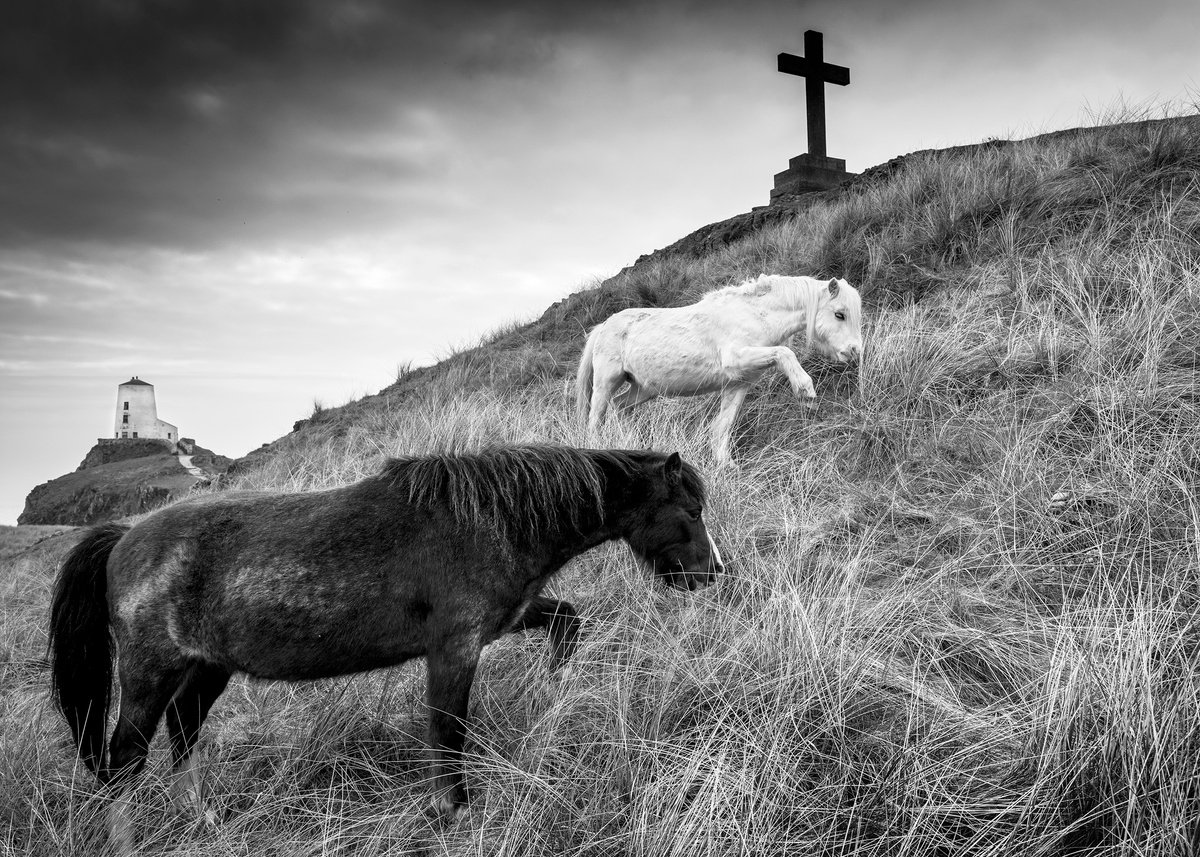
621;452;722;591
808;278;863;363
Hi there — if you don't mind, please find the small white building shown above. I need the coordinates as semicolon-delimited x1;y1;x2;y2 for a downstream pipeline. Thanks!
114;377;179;446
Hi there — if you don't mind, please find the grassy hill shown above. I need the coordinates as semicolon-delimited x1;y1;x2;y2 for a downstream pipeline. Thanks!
3;113;1199;855
0;525;75;564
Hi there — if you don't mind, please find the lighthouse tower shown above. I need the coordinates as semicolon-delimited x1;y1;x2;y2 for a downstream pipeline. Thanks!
114;377;179;448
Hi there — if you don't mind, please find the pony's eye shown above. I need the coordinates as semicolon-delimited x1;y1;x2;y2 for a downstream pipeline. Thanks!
687;509;702;521
834;311;846;321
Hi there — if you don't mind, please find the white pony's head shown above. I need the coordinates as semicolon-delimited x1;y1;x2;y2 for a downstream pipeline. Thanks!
807;278;863;363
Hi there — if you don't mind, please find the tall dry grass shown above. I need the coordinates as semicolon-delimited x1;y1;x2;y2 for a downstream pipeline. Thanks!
2;113;1200;855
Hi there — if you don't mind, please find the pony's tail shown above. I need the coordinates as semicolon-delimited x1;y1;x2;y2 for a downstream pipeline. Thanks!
48;522;128;779
575;331;596;426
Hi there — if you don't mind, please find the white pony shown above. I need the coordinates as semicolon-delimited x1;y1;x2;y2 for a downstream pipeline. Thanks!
576;274;863;463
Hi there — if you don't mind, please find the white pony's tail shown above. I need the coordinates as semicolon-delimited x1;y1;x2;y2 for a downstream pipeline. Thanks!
575;331;597;426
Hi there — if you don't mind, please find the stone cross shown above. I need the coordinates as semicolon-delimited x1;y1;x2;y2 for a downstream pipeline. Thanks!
777;30;850;158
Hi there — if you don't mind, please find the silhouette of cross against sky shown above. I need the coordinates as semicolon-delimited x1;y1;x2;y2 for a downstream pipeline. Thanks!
778;30;850;158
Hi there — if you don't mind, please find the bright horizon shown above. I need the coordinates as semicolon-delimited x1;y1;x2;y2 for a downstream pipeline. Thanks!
3;0;1199;524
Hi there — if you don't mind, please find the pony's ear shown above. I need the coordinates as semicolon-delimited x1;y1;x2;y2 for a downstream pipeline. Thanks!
827;279;840;297
663;452;682;487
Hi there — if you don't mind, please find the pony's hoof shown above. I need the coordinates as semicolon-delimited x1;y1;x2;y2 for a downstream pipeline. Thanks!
533;669;562;705
428;792;469;824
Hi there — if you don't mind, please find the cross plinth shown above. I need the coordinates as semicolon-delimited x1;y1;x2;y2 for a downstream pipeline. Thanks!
770;30;855;203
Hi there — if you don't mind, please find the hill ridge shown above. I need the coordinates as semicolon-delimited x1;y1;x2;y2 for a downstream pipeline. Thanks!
224;111;1200;482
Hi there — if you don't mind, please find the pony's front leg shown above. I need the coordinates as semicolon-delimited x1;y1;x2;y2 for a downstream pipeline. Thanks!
720;343;816;398
509;596;581;669
771;347;817;401
721;345;815;400
425;638;482;820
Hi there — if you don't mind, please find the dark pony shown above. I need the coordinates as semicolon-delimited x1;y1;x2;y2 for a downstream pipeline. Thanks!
48;445;721;852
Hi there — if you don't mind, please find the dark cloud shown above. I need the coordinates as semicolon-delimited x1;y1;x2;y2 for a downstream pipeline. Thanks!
0;0;634;251
5;0;803;253
0;0;673;122
1;0;310;119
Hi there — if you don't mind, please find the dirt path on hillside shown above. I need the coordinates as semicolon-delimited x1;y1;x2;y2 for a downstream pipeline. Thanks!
177;455;206;479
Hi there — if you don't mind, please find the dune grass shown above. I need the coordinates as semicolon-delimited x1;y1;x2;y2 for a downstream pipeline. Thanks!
2;113;1200;855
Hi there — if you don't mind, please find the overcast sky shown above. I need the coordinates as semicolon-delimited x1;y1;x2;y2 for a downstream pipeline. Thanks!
2;0;1197;524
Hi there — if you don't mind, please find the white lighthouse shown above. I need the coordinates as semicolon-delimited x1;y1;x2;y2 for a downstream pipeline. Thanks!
114;377;179;448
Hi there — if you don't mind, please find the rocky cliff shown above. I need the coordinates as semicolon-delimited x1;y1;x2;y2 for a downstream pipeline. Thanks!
18;441;230;526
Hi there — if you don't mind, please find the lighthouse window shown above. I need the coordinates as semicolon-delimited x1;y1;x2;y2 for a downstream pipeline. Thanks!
132;432;138;438
122;414;129;424
123;402;129;410
121;432;128;438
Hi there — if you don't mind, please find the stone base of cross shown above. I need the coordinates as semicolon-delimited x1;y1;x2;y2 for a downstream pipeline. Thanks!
770;153;854;201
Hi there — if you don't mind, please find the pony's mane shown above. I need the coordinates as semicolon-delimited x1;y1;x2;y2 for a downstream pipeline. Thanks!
383;445;605;545
379;445;620;547
381;445;705;548
699;273;777;302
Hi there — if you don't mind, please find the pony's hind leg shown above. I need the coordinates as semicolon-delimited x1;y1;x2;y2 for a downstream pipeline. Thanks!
165;662;232;826
612;378;656;414
711;386;749;464
587;360;629;434
510;596;581;668
104;657;188;854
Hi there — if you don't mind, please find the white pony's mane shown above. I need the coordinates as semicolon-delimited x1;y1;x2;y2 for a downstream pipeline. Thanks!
699;274;826;343
698;273;778;302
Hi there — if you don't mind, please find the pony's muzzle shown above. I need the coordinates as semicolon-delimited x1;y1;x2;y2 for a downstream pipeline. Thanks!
686;554;723;589
665;560;716;591
684;568;715;590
